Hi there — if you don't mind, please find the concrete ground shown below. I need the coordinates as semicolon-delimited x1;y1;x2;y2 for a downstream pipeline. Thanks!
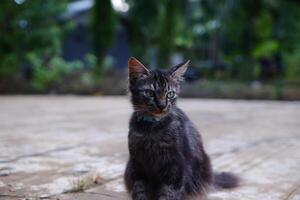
0;96;299;200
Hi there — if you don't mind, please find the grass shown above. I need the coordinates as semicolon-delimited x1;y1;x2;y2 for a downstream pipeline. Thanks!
64;174;105;193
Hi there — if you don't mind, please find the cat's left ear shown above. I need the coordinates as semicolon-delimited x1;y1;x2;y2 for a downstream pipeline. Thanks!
128;57;150;81
170;60;190;82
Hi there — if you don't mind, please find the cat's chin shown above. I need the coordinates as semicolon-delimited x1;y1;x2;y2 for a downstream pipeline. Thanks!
147;111;169;117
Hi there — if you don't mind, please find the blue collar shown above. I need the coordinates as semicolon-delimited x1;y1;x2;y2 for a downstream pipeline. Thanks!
137;114;162;122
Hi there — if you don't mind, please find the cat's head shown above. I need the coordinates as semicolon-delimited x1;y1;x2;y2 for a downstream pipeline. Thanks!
128;57;189;117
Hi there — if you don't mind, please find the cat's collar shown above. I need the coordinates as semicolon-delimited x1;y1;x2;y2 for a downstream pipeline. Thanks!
137;113;163;122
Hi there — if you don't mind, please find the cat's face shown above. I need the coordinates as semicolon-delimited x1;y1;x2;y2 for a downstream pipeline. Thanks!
128;57;189;116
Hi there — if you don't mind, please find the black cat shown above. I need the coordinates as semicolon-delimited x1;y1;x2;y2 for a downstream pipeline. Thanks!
124;57;239;200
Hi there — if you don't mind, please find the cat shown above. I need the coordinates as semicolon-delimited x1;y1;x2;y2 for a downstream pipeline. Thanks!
124;57;239;200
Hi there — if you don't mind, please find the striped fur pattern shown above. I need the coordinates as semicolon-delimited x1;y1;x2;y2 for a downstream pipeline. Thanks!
124;57;239;200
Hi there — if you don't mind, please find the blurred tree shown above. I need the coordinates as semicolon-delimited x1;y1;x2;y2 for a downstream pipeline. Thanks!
0;0;80;91
126;0;162;66
1;0;299;93
276;0;300;81
157;0;184;67
90;0;117;75
122;0;300;81
0;0;70;75
194;0;299;80
219;0;264;80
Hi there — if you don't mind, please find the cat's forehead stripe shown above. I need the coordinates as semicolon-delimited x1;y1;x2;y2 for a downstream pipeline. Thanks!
137;70;175;92
151;71;168;88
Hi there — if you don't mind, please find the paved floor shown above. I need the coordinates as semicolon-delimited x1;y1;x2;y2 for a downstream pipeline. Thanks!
0;96;299;200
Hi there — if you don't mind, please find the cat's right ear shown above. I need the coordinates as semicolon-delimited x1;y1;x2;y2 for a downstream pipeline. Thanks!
128;57;150;81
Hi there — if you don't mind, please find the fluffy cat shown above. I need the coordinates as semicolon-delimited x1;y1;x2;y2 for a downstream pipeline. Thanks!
124;57;239;200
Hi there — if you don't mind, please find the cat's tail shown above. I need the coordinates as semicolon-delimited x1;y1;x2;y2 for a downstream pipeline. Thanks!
213;172;240;189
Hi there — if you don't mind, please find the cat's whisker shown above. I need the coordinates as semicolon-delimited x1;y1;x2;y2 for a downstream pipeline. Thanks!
133;108;146;112
132;105;146;112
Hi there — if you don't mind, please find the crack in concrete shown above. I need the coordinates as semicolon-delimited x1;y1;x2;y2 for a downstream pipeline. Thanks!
0;194;26;198
283;183;300;200
0;143;87;164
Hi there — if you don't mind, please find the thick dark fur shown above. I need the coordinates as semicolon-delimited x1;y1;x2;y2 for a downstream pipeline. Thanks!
124;58;239;200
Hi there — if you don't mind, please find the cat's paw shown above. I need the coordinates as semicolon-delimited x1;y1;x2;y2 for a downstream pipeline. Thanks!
133;193;148;200
159;185;182;200
132;181;148;200
158;197;167;200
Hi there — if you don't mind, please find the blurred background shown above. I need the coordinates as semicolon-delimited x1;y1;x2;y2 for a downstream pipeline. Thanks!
0;0;299;99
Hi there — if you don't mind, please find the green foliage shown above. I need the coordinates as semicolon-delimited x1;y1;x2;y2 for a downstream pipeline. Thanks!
90;0;117;64
127;0;189;67
0;0;86;92
284;48;300;81
276;1;300;51
92;55;114;77
28;54;83;91
127;0;162;64
0;0;70;77
1;0;300;94
0;54;18;78
190;0;300;81
158;0;184;67
276;1;300;81
252;40;279;59
84;53;97;69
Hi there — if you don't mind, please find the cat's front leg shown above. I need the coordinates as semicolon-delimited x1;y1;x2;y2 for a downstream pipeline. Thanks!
124;158;149;200
158;184;184;200
158;161;185;200
132;180;148;200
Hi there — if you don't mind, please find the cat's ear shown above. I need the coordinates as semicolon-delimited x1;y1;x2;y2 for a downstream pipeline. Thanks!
170;60;190;82
128;57;150;80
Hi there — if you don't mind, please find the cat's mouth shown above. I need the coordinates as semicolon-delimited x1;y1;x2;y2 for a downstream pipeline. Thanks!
134;104;170;116
148;108;169;116
149;111;166;116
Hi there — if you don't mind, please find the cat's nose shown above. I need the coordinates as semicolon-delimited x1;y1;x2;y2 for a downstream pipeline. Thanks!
157;99;167;111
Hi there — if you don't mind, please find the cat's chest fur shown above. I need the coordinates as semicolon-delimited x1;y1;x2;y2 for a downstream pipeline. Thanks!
130;129;174;150
128;125;179;172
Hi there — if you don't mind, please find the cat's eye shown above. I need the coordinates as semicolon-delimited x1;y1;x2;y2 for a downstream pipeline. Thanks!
144;89;155;97
167;91;176;99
